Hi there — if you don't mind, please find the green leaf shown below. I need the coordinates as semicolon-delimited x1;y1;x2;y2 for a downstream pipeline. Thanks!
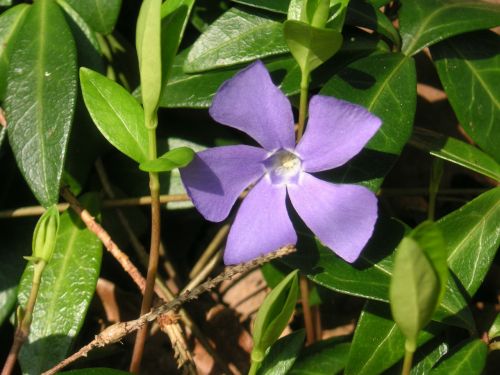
320;53;416;191
64;0;122;34
139;146;194;172
344;301;438;375
399;0;500;56
0;3;30;101
184;7;289;73
0;220;34;326
289;339;350;374
346;0;401;48
390;237;440;349
257;330;305;375
287;217;472;330
252;270;299;362
80;67;148;163
431;31;500;163
439;187;500;295
62;369;132;375
488;313;500;340
284;20;343;74
232;0;290;13
5;0;77;207
410;127;500;182
430;339;487;375
161;0;195;83
136;0;162;125
18;194;102;374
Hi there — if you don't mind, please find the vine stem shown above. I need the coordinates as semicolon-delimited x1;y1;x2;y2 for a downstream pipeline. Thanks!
296;71;310;142
1;261;45;375
129;121;161;373
401;349;414;375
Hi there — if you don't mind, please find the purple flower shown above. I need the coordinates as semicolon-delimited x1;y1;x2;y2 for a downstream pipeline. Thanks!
180;61;381;265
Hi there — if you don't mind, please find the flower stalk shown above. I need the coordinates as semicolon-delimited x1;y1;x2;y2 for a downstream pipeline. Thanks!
296;71;310;142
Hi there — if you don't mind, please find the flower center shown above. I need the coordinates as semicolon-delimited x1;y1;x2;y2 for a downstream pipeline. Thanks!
263;149;302;185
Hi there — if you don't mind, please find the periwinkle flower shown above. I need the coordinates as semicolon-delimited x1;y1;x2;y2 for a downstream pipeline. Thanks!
181;61;381;265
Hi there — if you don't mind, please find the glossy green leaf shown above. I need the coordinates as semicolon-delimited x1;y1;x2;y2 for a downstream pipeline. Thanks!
136;0;162;125
430;339;487;374
184;7;289;73
257;330;305;375
18;194;102;374
232;0;290;13
0;220;34;326
62;369;132;375
284;20;343;74
64;0;122;34
5;0;77;207
287;217;472;330
80;67;148;162
252;270;299;363
390;237;440;349
345;301;439;375
344;189;500;374
161;0;195;83
320;53;416;191
289;339;350;374
410;127;500;182
399;0;500;56
439;187;500;295
0;3;30;101
431;31;500;163
488;313;500;340
346;0;401;47
139;146;194;172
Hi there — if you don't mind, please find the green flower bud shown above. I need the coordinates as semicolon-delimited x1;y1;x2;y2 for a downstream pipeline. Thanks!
31;205;60;263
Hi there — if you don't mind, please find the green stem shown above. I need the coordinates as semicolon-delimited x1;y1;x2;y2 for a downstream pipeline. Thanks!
401;349;414;375
2;260;46;375
428;159;444;221
248;360;261;375
130;117;161;373
296;71;310;142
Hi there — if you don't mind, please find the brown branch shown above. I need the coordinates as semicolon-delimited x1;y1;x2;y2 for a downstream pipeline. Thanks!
42;245;296;375
0;194;190;219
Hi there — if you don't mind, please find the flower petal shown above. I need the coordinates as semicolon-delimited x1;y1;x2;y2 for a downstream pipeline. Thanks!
224;178;296;265
209;60;295;151
180;145;267;222
288;173;377;263
296;95;382;172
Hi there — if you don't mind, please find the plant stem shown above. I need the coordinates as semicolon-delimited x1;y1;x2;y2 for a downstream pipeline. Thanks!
248;360;260;375
296;71;310;142
130;122;162;373
428;159;444;221
1;261;46;375
401;349;414;375
300;275;316;344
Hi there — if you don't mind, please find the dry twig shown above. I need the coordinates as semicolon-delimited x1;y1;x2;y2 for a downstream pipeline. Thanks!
42;246;296;375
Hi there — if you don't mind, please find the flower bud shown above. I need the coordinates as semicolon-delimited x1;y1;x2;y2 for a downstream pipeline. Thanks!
31;205;60;263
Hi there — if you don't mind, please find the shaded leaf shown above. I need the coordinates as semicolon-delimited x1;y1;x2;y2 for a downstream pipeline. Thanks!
430;339;487;375
18;194;102;374
0;3;30;100
431;31;500;163
80;68;148;163
232;0;290;14
0;220;34;326
257;330;305;375
410;127;500;181
139;146;194;172
185;7;289;73
289;338;350;374
399;0;500;56
5;0;77;207
64;0;122;34
62;369;132;375
320;53;416;191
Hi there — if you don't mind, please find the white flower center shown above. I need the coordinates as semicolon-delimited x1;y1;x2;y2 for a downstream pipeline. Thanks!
263;149;302;185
